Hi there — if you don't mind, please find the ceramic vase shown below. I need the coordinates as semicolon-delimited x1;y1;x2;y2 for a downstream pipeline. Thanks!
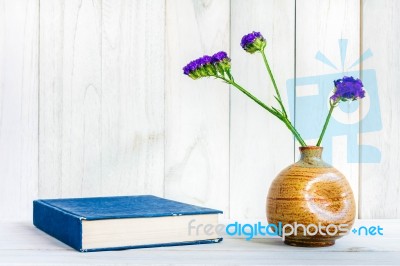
266;146;356;247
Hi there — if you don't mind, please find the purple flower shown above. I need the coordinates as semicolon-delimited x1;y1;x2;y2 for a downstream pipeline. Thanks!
200;55;213;65
211;51;229;63
183;51;232;79
240;31;262;47
194;55;212;67
331;76;366;102
211;51;231;75
183;55;217;79
183;61;198;75
240;31;266;53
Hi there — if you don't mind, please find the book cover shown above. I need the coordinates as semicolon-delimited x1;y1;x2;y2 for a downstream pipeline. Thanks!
33;195;223;252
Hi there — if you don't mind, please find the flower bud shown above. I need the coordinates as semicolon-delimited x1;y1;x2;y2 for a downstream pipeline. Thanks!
183;55;216;79
211;51;231;75
183;52;231;79
240;31;266;53
331;76;365;102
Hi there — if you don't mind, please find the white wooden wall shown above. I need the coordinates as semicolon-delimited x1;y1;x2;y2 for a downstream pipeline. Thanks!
0;0;399;221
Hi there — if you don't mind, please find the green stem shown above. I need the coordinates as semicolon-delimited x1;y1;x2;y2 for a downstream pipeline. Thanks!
281;118;307;147
229;81;280;118
316;102;336;146
260;50;287;117
221;77;307;147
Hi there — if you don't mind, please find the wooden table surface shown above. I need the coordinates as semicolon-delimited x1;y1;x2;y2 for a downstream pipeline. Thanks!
1;220;400;265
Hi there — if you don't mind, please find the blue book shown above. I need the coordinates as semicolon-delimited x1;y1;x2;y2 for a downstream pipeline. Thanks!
33;195;222;252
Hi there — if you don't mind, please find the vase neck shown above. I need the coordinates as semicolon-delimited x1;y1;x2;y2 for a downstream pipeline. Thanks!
297;146;330;168
299;146;323;160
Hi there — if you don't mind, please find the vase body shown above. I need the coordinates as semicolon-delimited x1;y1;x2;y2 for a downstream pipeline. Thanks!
266;146;355;247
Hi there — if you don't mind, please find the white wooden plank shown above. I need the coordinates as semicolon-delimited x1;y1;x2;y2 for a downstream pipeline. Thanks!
230;0;295;219
39;0;102;197
1;249;400;265
295;0;361;215
40;0;165;198
100;0;165;196
2;220;400;250
1;221;400;265
360;0;400;218
0;0;38;221
164;1;230;216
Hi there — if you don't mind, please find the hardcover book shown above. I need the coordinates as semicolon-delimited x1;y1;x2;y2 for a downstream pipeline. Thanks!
33;195;222;252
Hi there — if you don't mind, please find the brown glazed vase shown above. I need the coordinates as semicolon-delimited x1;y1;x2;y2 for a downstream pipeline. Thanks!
266;146;355;247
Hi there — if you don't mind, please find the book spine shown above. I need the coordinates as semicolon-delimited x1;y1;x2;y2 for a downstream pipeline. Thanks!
33;200;83;251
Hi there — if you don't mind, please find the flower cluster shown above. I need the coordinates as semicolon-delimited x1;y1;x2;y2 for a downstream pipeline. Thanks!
240;31;266;53
183;31;367;147
331;76;366;102
183;51;231;80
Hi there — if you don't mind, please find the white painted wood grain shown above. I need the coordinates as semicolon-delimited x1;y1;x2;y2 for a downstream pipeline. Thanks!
1;0;400;222
2;249;400;265
360;0;400;218
0;0;38;221
39;0;103;198
39;0;165;198
230;0;295;219
1;220;400;265
164;0;230;216
295;0;361;215
100;0;165;196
